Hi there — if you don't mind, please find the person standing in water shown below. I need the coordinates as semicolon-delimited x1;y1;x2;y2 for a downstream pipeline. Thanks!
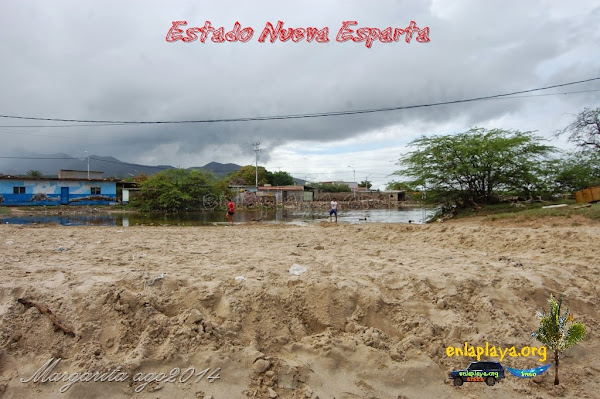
226;198;235;225
329;197;338;222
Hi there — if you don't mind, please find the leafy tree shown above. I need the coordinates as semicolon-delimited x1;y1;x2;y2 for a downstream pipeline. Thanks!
358;180;372;189
513;159;559;200
531;294;586;385
227;165;270;186
270;171;295;186
558;107;600;151
316;183;351;192
134;172;149;183
133;169;222;212
394;128;555;207
26;170;43;178
551;151;600;192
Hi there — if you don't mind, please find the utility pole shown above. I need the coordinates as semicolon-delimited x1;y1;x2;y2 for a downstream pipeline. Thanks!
253;142;261;191
348;165;356;198
85;151;89;180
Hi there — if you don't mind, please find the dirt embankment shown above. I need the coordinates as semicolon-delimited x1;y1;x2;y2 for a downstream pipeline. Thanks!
1;218;598;398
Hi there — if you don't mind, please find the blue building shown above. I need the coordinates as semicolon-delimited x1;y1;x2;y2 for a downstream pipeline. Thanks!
0;174;118;206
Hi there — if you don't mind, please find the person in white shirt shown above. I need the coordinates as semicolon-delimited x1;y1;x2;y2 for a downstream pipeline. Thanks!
329;198;338;222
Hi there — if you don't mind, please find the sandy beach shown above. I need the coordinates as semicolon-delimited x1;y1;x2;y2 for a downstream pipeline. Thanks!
1;217;598;398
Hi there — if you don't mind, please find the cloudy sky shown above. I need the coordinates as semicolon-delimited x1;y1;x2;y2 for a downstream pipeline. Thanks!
1;0;599;189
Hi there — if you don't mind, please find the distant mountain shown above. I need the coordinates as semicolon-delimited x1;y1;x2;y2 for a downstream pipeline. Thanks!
0;153;86;177
0;154;242;179
0;154;311;184
190;162;242;178
82;155;172;178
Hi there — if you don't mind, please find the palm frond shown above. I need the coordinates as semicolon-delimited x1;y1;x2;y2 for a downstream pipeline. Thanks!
564;323;586;349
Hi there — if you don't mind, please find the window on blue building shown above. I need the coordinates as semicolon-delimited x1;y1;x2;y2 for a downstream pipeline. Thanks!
91;187;101;195
13;187;25;194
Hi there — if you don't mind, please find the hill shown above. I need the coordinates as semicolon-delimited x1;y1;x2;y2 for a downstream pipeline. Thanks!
0;154;242;179
0;154;309;184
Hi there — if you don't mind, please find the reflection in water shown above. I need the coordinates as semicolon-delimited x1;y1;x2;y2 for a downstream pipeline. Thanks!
1;215;117;226
1;207;436;226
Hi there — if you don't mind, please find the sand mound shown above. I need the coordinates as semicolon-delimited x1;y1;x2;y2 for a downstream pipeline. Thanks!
1;219;598;398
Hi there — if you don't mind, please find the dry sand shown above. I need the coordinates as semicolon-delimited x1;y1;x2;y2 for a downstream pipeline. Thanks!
0;217;598;398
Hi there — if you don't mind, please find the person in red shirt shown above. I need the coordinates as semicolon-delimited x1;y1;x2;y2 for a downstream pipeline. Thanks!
226;198;235;225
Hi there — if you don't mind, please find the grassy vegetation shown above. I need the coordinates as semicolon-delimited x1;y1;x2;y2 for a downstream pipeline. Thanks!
0;207;10;215
453;200;600;222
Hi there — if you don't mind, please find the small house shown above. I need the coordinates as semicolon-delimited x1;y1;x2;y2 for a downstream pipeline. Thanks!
382;190;406;201
0;171;117;206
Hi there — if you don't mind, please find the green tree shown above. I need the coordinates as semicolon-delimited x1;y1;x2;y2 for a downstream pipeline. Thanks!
227;165;270;186
134;172;149;183
531;294;586;385
394;128;555;207
26;170;43;178
358;180;372;189
551;151;600;191
134;169;221;212
316;183;351;192
270;171;295;186
513;158;558;200
558;107;600;151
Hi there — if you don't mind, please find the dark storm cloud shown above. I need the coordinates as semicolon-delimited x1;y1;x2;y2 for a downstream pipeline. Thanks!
0;0;598;168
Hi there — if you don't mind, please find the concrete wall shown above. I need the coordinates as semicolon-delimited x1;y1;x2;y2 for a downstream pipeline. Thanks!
258;190;304;202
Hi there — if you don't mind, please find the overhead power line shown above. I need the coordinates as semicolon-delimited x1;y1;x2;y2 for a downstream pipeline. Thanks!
0;88;596;128
0;77;598;126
